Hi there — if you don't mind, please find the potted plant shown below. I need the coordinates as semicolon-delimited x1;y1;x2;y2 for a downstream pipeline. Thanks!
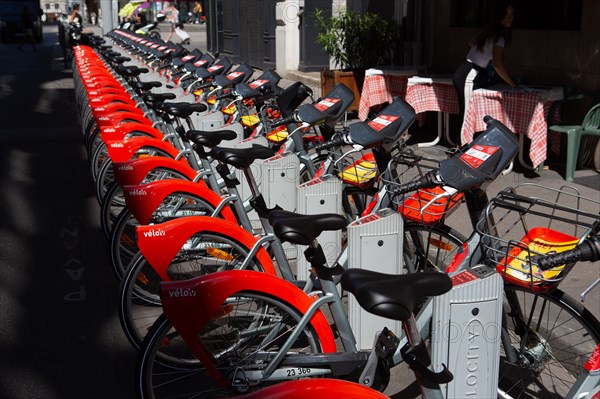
314;9;399;111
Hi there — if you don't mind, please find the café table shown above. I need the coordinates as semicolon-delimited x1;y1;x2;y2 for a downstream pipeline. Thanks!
358;70;460;147
405;76;460;147
460;85;564;169
358;70;410;121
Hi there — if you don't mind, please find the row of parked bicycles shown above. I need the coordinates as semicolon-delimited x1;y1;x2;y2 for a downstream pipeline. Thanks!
71;28;600;398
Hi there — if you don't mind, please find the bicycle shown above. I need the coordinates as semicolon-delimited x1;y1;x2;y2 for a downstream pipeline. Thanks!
231;233;600;399
135;117;600;398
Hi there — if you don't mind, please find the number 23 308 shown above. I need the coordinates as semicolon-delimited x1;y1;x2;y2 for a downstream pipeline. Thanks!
286;367;311;377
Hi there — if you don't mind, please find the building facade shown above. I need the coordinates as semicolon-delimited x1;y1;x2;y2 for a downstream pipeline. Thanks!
40;0;70;21
202;0;599;92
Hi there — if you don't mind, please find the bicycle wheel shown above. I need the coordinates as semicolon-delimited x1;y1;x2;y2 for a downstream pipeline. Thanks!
499;286;600;398
90;140;109;181
402;223;466;273
109;190;225;279
137;292;324;399
100;181;125;238
119;233;266;350
109;208;141;278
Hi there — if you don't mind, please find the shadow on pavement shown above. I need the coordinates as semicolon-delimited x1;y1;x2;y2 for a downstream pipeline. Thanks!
0;23;135;399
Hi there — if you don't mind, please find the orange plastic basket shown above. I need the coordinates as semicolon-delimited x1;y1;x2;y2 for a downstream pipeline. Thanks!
398;186;464;225
477;183;599;293
497;227;578;289
337;152;378;188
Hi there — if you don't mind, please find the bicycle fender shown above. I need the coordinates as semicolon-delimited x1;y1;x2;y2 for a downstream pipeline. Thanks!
85;87;126;99
105;137;179;163
100;122;163;141
91;103;144;119
113;157;196;186
123;179;234;225
159;271;336;366
136;217;277;279
89;93;137;107
83;78;122;89
236;379;389;399
81;71;117;82
94;111;151;127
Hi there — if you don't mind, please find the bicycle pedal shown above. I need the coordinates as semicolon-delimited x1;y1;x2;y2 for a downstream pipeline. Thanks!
375;327;400;359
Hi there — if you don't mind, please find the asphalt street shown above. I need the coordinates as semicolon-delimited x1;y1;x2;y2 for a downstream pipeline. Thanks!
0;22;598;399
1;24;135;398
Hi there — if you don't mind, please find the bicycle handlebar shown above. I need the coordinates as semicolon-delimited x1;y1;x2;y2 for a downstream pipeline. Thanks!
389;171;439;195
270;114;297;128
215;92;235;101
309;134;347;152
537;236;600;270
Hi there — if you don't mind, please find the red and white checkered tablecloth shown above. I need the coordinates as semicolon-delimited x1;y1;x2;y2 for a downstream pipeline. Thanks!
460;89;551;168
405;82;459;115
358;74;408;120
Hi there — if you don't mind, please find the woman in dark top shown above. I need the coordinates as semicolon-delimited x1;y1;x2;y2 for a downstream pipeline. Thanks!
453;1;517;140
69;3;83;27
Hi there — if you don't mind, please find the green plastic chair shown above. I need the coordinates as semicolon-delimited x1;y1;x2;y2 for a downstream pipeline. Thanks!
548;102;600;181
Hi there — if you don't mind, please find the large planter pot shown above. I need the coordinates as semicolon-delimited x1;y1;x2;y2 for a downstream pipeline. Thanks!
320;69;365;113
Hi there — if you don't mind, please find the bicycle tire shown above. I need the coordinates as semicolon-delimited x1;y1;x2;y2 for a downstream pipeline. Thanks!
109;208;141;279
95;158;115;203
83;116;99;154
90;140;109;182
402;223;466;273
498;286;600;399
119;233;266;350
99;181;125;238
137;292;324;399
86;124;101;158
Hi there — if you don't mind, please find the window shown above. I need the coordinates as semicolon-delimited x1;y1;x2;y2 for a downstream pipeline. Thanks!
451;0;582;31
